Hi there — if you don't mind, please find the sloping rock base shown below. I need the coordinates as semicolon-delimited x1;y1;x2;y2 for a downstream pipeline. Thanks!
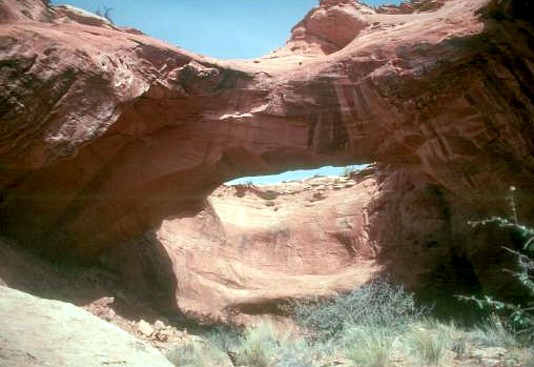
0;286;173;367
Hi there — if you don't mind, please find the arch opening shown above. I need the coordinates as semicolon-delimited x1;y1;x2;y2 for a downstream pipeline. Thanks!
225;164;370;186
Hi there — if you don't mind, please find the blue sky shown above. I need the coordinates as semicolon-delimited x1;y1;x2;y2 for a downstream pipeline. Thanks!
53;0;402;59
225;165;368;185
51;0;396;184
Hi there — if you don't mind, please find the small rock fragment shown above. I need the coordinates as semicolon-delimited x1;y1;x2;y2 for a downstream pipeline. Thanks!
138;319;153;336
154;319;165;330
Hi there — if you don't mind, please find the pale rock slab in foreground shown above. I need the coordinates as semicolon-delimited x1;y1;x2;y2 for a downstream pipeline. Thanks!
0;286;173;367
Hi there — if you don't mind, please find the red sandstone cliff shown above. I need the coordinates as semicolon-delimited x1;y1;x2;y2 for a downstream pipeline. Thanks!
1;0;533;320
104;170;380;323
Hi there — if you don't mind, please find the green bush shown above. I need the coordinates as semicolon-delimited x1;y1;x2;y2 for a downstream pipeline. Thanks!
293;279;428;339
460;216;534;342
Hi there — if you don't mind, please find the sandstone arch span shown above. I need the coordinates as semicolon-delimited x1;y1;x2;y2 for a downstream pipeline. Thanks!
1;0;533;321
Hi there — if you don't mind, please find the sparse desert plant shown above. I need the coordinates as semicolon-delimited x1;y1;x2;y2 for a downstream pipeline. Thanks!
95;6;114;23
231;321;330;367
450;334;470;360
469;314;519;349
274;338;326;367
343;165;358;177
460;216;534;342
421;320;469;360
203;321;332;367
166;341;202;367
342;327;395;367
234;321;281;367
403;322;452;366
206;325;241;354
458;187;534;342
522;348;534;367
293;279;428;339
165;340;229;367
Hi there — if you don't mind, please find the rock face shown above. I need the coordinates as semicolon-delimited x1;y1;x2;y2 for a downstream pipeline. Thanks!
104;170;380;323
282;0;373;55
0;286;173;367
1;0;533;319
375;0;446;14
104;164;518;322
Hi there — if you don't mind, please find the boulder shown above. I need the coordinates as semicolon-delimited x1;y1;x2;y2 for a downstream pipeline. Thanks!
0;286;173;367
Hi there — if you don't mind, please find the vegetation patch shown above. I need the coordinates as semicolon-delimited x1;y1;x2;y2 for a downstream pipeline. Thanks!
167;197;533;367
165;275;533;367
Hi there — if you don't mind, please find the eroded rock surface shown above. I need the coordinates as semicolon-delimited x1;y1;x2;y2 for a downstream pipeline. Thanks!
0;286;173;367
1;0;533;321
104;170;380;323
281;0;373;55
102;164;525;322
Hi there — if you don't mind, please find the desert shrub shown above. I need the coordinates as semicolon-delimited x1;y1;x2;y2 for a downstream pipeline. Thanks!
403;321;453;366
206;325;241;354
343;165;358;177
469;314;519;349
450;334;470;360
233;321;281;367
227;321;332;367
341;327;395;367
293;279;428;339
95;7;113;23
204;321;328;367
166;341;202;367
460;216;534;342
165;340;229;367
274;339;327;367
522;348;534;367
